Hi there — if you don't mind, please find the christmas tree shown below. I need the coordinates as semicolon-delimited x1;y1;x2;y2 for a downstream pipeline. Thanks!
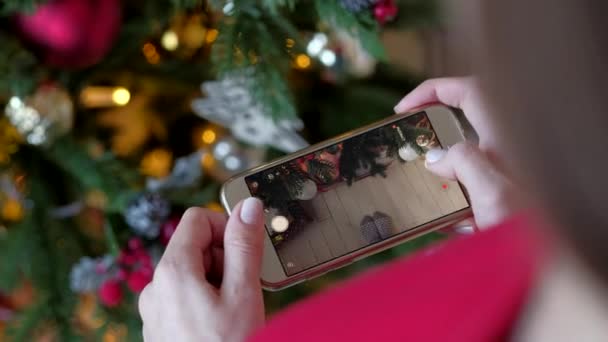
0;0;441;340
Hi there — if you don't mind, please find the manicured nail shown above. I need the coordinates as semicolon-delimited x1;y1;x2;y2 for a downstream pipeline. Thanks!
425;148;447;165
455;225;475;235
240;197;263;225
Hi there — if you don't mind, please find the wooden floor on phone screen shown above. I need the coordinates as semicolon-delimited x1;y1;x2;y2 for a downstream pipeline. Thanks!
277;159;469;275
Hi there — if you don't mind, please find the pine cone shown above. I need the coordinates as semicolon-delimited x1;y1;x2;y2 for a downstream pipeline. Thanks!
339;0;378;13
124;192;170;239
361;215;381;244
373;211;394;239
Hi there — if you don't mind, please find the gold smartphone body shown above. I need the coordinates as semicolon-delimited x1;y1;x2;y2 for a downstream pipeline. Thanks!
221;105;472;291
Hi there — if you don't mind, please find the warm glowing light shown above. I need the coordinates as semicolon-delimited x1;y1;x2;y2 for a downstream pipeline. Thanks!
111;87;131;106
286;38;295;48
320;50;337;66
200;153;215;169
271;215;289;233
206;28;219;43
142;43;161;64
140;148;173;178
206;202;225;213
161;30;179;51
1;198;24;222
142;43;157;57
201;129;217;144
295;54;311;69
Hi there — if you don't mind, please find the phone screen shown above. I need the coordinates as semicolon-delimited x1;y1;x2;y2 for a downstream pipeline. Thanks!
246;111;470;276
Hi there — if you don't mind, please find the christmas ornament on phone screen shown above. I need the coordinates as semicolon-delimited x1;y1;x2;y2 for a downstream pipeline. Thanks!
191;73;308;153
398;143;420;161
4;84;74;146
293;179;318;201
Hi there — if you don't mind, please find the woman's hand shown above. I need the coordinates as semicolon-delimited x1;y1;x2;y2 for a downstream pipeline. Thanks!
395;77;521;229
139;198;266;342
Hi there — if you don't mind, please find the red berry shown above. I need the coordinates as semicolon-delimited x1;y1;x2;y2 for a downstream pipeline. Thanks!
128;237;143;251
117;268;128;281
98;280;123;307
126;270;153;293
374;0;398;24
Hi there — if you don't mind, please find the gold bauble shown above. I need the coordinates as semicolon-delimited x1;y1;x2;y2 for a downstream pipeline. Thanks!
416;134;431;147
4;85;74;146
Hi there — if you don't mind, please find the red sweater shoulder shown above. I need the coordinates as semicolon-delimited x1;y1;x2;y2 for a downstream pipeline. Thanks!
250;215;549;342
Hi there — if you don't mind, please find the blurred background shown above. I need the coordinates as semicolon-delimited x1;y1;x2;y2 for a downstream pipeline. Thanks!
0;0;462;340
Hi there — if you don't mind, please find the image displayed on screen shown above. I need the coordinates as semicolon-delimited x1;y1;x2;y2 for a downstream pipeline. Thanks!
245;111;470;276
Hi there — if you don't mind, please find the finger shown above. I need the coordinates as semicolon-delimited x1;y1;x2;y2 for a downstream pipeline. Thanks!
394;77;473;113
221;197;265;296
161;208;227;273
138;283;152;319
425;143;518;228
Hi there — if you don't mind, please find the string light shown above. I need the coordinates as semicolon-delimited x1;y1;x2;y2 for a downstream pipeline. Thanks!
200;153;215;169
286;38;295;48
307;33;328;56
111;87;131;106
201;129;217;144
1;198;24;222
205;28;219;44
213;141;232;159
142;42;160;64
320;50;337;66
140;148;173;178
224;155;242;171
161;30;179;51
295;54;311;69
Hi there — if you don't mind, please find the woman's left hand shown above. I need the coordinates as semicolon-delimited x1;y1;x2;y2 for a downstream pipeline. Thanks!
138;198;266;342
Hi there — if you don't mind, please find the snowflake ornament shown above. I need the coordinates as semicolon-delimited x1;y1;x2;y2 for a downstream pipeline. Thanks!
192;74;308;153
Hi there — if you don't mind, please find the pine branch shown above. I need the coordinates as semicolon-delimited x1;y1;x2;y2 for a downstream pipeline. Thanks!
313;0;386;60
0;0;47;16
0;33;45;96
261;0;296;14
6;299;49;342
45;137;141;213
211;1;299;119
0;218;33;290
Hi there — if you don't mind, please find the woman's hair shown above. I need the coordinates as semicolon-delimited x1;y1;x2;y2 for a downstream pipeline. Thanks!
473;1;608;282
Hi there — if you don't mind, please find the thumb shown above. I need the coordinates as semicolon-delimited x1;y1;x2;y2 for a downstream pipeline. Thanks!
425;143;518;228
222;197;265;295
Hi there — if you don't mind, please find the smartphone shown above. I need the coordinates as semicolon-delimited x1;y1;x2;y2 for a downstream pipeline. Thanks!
221;105;472;290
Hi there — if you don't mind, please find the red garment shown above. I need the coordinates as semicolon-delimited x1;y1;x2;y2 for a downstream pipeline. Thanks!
250;215;549;342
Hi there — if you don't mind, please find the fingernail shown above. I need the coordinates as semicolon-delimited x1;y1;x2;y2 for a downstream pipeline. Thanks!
240;197;263;225
425;148;447;165
455;225;476;235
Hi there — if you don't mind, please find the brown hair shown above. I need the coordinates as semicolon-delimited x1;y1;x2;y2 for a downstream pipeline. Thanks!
471;1;608;281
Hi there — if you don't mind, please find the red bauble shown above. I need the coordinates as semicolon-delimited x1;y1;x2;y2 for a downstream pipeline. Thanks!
98;280;123;307
374;0;398;25
14;0;122;68
160;216;180;246
126;270;153;293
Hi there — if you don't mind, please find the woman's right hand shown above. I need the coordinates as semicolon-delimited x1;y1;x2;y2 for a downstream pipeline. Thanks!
395;77;522;229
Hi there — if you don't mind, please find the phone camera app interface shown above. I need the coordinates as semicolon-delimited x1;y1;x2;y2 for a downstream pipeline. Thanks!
246;112;469;276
